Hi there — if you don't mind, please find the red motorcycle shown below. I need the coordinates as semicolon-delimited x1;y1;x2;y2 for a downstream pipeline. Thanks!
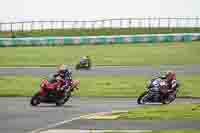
30;78;79;106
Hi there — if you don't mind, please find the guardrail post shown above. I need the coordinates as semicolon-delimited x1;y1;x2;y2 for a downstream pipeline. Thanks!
31;21;34;31
41;21;43;31
10;23;13;32
72;21;74;29
148;17;151;32
92;21;95;29
110;19;112;28
82;21;86;29
50;21;53;31
138;18;142;28
101;20;105;28
21;22;24;32
62;21;65;29
158;18;160;28
196;17;199;32
148;17;151;28
195;17;199;27
168;18;171;29
128;18;132;28
120;19;122;28
176;18;179;28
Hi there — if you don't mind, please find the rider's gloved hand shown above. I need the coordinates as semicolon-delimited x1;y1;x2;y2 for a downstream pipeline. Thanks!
167;89;174;93
57;87;64;92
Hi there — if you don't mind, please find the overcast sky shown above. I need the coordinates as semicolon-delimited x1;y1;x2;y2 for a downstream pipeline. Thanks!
0;0;200;22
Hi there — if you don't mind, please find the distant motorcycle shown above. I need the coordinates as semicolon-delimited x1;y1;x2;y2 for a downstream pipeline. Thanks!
30;78;79;106
75;58;91;70
137;78;179;104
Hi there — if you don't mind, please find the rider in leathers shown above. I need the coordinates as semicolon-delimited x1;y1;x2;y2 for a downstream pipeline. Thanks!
159;70;180;100
48;65;73;92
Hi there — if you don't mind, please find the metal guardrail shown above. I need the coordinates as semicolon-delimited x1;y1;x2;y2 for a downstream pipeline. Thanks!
0;18;200;32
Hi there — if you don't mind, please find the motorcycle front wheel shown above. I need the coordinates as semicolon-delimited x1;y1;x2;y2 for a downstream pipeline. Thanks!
30;92;41;106
55;92;71;106
75;64;80;70
137;91;149;104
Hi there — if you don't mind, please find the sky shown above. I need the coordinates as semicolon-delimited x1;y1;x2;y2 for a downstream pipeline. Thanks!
0;0;200;22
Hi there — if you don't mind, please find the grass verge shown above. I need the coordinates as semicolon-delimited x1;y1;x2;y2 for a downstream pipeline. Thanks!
149;130;200;133
1;28;200;38
104;130;200;133
117;103;200;120
0;41;200;66
0;75;200;97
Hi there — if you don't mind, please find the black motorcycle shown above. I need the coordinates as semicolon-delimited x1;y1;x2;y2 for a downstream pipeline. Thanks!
137;78;179;104
75;59;91;70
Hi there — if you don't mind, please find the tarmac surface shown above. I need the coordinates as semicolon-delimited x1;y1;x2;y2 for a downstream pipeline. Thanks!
0;64;200;76
0;65;200;133
1;97;200;133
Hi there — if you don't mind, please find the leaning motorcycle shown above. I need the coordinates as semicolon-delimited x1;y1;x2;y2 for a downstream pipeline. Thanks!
30;78;78;106
137;78;179;104
75;59;91;70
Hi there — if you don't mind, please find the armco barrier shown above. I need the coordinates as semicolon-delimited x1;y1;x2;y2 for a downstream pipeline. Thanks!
0;33;200;47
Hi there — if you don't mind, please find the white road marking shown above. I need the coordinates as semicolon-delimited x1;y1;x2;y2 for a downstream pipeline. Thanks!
39;129;152;133
28;110;150;133
28;112;114;133
28;115;83;133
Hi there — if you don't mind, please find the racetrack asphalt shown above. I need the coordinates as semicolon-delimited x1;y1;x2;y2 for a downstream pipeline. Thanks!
1;65;200;133
1;97;139;133
1;97;200;133
0;64;200;76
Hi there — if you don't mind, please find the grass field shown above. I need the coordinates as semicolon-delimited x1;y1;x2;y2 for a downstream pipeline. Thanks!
0;41;200;66
1;28;200;38
0;75;199;97
105;130;200;133
148;130;200;133
117;103;200;120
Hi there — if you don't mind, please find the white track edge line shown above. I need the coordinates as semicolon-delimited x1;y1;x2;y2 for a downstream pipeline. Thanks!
40;129;152;133
28;116;83;133
28;111;131;133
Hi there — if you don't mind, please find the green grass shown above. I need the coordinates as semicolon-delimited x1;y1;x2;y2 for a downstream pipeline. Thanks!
149;130;200;133
104;130;200;133
0;41;200;66
0;75;200;97
1;28;200;38
117;103;200;120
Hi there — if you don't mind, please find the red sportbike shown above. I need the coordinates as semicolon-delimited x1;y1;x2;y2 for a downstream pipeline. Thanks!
30;78;79;106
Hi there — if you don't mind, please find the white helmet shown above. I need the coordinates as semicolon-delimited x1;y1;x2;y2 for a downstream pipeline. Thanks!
82;56;87;60
58;64;68;71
